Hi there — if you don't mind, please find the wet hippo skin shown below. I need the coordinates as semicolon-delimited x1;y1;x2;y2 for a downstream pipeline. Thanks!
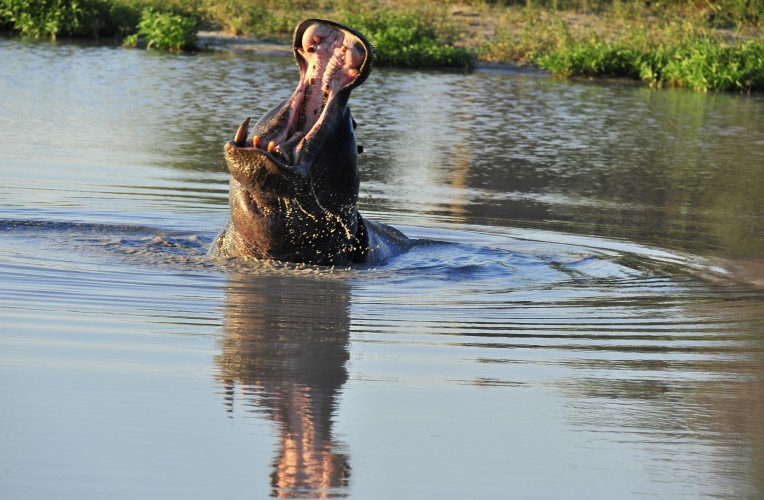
212;19;411;265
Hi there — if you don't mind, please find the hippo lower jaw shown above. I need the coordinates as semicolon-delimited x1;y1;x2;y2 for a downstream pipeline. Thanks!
213;19;410;265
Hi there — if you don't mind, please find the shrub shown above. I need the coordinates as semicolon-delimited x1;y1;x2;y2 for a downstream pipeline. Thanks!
123;8;197;51
648;38;764;92
340;10;474;68
532;34;764;92
0;0;136;37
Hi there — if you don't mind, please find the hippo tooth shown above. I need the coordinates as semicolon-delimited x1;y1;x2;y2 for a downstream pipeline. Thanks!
267;141;276;153
234;117;250;147
253;135;261;149
275;145;291;163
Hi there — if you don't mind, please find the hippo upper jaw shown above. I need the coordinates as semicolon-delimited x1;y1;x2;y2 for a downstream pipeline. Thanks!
224;19;372;187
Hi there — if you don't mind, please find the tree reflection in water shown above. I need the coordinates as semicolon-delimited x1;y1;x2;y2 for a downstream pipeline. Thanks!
216;273;351;498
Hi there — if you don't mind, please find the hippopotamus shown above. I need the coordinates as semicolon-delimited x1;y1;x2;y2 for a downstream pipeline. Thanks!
211;19;411;265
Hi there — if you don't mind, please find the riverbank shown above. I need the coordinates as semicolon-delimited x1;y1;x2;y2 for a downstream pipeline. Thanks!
196;30;292;56
2;0;763;92
194;29;547;80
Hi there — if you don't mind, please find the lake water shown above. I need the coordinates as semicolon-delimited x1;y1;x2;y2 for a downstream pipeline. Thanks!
1;36;763;499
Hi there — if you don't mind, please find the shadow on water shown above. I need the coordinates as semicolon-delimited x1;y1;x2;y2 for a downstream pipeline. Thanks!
217;275;352;498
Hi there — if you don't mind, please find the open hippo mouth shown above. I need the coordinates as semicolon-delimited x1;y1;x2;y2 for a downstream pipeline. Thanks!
213;19;392;265
224;19;373;178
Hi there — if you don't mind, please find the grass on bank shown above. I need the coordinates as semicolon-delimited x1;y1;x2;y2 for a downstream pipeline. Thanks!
0;0;137;38
0;0;472;64
1;0;763;91
533;35;764;92
478;6;764;92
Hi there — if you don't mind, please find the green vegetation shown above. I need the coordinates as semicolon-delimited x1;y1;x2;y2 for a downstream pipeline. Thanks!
1;0;763;90
194;1;474;67
123;9;198;50
0;0;136;37
340;10;473;68
479;5;764;92
532;36;764;92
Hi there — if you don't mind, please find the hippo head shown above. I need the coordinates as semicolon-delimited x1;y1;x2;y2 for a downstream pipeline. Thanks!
221;19;373;264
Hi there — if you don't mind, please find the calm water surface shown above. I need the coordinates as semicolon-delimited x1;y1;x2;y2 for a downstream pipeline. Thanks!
1;38;764;499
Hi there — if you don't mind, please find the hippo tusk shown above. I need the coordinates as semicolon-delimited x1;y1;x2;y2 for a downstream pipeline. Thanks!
234;117;250;147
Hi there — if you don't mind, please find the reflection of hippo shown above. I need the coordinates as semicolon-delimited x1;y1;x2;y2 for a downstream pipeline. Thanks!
212;19;410;265
216;274;352;497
